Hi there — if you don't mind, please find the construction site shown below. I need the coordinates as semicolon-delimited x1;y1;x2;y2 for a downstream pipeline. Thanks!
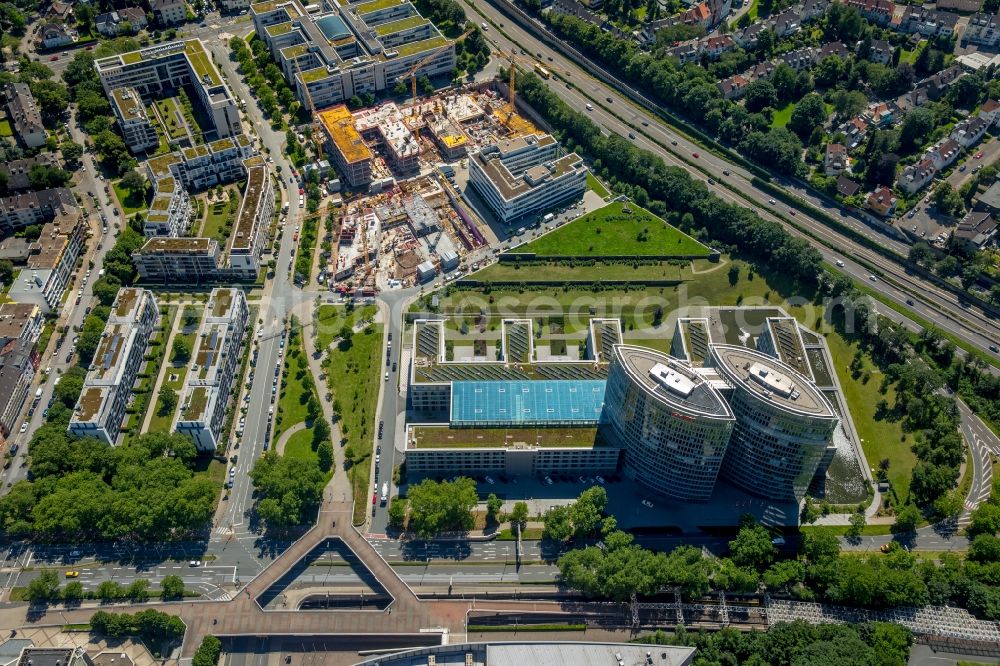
312;83;546;297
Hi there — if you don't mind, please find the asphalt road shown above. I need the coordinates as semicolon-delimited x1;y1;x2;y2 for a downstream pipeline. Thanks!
466;0;1000;359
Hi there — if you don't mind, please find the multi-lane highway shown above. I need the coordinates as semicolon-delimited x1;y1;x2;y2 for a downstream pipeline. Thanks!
464;0;1000;359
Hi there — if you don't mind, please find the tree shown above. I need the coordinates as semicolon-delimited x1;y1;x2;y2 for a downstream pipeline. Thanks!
126;579;149;602
0;258;12;283
171;337;191;364
388;497;407;529
743;80;778;113
250;453;325;528
847;510;867;538
316;439;333;472
968;502;1000;537
801;530;840;562
899;107;934;153
933;489;964;520
120;169;147;195
157;386;178;416
407;477;478;538
543;505;574;541
728;517;777;569
509;501;529;532
788;93;827;141
53;367;87;408
29;80;69;125
63;581;84;603
183;306;201;328
192;636;222;666
486;493;502;523
160;575;185;600
26;570;60;602
892;503;921;533
93;276;123;307
931;181;963;217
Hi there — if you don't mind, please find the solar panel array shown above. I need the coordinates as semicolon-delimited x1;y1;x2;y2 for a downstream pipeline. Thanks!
451;380;606;426
416;324;439;359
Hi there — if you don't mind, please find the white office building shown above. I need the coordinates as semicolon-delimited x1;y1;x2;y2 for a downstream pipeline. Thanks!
469;134;588;224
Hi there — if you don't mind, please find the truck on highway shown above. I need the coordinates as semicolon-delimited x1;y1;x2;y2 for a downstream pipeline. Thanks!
380;482;388;505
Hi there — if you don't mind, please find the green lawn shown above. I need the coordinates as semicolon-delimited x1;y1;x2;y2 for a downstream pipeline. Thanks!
147;345;192;434
323;323;384;525
0;119;12;137
112;181;148;216
825;331;915;501
200;190;239;242
475;260;695;282
284;428;318;462
771;103;796;129
155;97;187;141
586;172;610;198
314;303;379;352
518;202;711;257
274;329;316;441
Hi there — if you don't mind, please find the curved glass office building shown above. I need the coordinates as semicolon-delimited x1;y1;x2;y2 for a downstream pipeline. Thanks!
709;344;839;501
601;345;735;502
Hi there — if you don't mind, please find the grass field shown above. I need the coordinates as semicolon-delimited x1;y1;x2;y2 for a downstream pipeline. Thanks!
770;103;796;129
274;328;316;442
284;428;317;462
147;333;194;434
586;172;610;198
826;332;915;501
0;119;12;137
200;190;239;242
475;260;695;282
323;323;384;525
113;181;148;216
518;202;711;257
314;303;378;351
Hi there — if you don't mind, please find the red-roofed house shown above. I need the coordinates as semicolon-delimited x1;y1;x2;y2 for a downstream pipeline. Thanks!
867;186;897;216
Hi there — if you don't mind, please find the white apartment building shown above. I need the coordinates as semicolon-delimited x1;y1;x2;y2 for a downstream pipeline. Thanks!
132;237;224;283
965;11;999;47
95;39;241;141
144;176;192;237
7;209;86;314
174;288;248;451
68;288;159;445
111;87;160;154
469;134;588;224
144;134;254;192
227;157;273;278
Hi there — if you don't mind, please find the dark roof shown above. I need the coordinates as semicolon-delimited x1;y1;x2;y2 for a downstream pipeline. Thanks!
0;154;59;192
836;175;861;196
935;0;982;11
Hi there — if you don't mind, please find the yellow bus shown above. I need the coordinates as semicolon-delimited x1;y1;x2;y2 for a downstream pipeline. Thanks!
534;63;551;79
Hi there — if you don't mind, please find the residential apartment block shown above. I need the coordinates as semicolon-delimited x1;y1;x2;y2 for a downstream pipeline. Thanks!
0;187;77;235
151;0;188;25
965;11;999;47
4;83;46;149
0;154;61;192
68;288;159;445
897;157;937;194
174;288;248;451
133;156;271;282
0;303;42;438
251;0;455;111
7;208;86;313
95;39;241;145
144;134;254;192
110;88;160;154
951;116;989;148
469;134;587;224
144;175;192;237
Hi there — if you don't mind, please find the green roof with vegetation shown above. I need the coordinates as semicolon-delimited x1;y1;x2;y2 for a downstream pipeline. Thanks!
518;201;712;257
375;15;428;35
356;0;402;13
182;386;209;421
301;67;333;83
185;40;221;86
410;426;604;449
393;34;449;58
266;22;293;36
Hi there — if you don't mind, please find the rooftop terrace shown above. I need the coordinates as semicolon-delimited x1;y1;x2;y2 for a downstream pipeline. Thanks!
710;344;834;417
76;386;107;422
111;88;146;123
231;163;267;252
140;237;214;253
393;34;449;58
375;15;427;35
181;386;209;421
355;0;403;14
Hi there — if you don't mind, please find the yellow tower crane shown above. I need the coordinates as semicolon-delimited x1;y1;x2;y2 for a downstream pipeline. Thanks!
496;50;573;123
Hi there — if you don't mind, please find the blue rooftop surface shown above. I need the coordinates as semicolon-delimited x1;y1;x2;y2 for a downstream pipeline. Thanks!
316;14;351;41
451;380;606;426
